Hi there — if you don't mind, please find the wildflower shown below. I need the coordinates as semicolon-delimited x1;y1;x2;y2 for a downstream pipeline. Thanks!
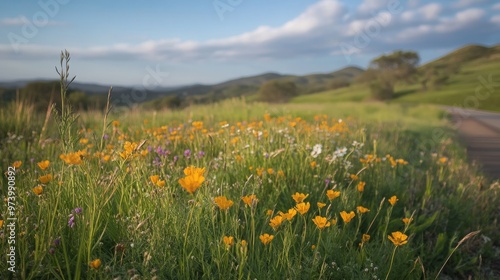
357;206;370;214
37;160;50;170
214;196;234;210
357;181;366;192
310;161;317;168
12;161;22;168
312;216;331;230
350;174;359;181
179;173;205;194
241;195;258;207
184;149;191;158
150;175;165;187
311;244;316;250
90;259;102;269
402;217;413;225
362;234;370;243
279;209;297;221
79;138;89;145
266;209;274;216
259;234;274;245
223;236;234;248
38;174;53;184
60;150;85;165
73;207;83;214
183;166;205;176
292;192;309;203
33;185;43;195
331;218;337;225
256;167;265;177
317;202;326;209
267;168;274;175
277;170;285;178
0;220;4;227
112;120;120;127
269;215;285;230
240;240;247;247
388;231;408;246
68;216;76;228
340;211;355;224
388;196;398;206
295;202;310;215
438;157;448;164
326;190;341;201
311;144;322;158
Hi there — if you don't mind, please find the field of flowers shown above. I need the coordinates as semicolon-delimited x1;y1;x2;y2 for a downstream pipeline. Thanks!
0;71;499;279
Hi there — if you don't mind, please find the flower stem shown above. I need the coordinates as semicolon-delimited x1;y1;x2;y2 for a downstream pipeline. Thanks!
385;246;398;280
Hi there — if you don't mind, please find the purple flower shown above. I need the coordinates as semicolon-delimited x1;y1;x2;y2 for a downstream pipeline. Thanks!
184;149;191;158
173;156;179;164
103;134;109;140
68;216;76;228
197;151;205;158
264;153;269;159
73;207;83;214
147;146;153;152
152;157;162;167
53;238;61;247
325;179;331;186
49;247;56;255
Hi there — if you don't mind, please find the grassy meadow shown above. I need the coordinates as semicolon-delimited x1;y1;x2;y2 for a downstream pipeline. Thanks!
1;85;499;280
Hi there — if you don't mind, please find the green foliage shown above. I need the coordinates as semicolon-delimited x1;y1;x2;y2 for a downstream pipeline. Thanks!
257;80;298;103
369;80;394;101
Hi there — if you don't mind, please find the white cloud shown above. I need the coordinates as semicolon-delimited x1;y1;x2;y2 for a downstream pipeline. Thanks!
454;0;484;8
358;0;387;14
492;15;500;24
0;16;29;26
493;3;500;10
0;15;65;26
419;3;442;20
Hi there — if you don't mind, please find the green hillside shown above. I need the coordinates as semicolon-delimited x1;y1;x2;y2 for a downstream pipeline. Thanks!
292;44;500;112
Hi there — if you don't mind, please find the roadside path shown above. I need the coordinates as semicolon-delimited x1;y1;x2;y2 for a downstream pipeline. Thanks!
446;107;500;180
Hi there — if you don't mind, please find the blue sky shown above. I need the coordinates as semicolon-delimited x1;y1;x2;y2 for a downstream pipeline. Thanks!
1;0;499;87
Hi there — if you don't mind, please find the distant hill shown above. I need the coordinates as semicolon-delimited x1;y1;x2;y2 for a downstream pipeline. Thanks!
292;44;500;112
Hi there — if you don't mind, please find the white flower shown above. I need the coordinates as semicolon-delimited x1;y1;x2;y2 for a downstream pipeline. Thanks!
311;144;322;158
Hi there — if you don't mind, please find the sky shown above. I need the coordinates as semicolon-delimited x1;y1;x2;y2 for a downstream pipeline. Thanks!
0;0;499;87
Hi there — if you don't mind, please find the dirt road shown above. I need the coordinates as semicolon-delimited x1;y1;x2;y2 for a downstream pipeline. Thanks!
446;107;500;180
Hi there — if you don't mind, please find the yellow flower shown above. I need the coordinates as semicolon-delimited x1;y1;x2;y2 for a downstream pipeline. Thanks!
388;196;398;206
12;161;22;168
112;120;120;127
241;195;258;207
150;175;165;187
223;236;234;247
179;173;205;194
240;240;247;247
312;216;331;230
37;160;50;170
438;157;448;164
259;234;274;245
0;220;3;227
33;185;43;195
79;138;89;145
326;190;341;201
357;181;366;192
331;218;337;225
292;192;309;203
277;170;285;178
340;211;355;224
89;259;102;269
269;215;285;230
310;161;317;168
214;196;234;210
256;167;265;177
267;168;274;175
279;209;297;221
350;174;359;180
317;202;326;209
356;206;370;214
60;150;86;165
388;231;408;246
183;166;206;176
362;234;370;243
266;209;274;216
402;217;413;225
311;244;316;250
295;202;310;215
38;174;53;184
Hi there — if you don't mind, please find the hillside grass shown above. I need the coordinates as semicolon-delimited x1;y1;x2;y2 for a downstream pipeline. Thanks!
291;58;500;112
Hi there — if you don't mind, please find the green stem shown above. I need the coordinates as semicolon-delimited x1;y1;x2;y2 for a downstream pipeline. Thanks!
385;246;398;280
